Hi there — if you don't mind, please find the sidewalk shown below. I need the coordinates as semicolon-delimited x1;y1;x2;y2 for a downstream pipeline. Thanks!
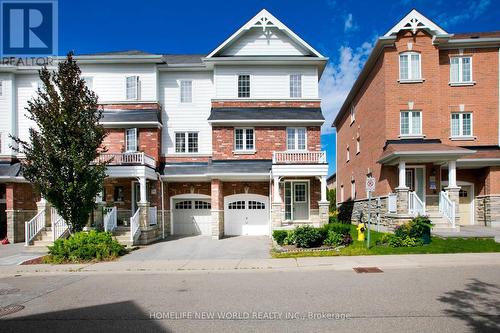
1;252;500;277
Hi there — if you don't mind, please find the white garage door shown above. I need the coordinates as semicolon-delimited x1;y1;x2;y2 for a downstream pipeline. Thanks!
224;194;269;236
172;199;212;235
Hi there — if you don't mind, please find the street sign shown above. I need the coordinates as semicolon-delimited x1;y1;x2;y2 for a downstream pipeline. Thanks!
366;177;376;193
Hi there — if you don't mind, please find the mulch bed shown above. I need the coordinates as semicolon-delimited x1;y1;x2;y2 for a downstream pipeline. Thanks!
20;256;46;265
274;244;344;253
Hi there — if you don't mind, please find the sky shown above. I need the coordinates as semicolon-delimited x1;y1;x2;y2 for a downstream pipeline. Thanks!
58;0;500;175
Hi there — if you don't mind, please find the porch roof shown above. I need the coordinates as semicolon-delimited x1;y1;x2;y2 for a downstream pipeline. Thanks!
208;107;324;125
0;162;22;178
456;146;500;168
100;109;162;127
378;140;475;165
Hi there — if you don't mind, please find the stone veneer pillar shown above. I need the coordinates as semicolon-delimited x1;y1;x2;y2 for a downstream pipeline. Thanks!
36;199;52;227
211;179;224;239
318;201;329;226
137;201;150;228
271;203;282;228
396;188;409;215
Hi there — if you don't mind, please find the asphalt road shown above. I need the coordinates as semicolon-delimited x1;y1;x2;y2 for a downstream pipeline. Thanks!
1;265;499;333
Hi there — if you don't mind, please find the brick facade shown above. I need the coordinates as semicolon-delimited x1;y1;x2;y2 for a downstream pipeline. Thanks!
102;128;161;164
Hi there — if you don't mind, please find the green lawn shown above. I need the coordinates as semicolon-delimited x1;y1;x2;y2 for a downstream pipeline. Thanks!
272;225;500;258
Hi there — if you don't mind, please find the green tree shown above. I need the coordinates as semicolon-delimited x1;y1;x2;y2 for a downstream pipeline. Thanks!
327;188;336;213
12;52;107;232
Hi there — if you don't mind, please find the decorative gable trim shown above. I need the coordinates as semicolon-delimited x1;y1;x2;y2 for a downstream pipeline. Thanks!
206;9;324;58
384;9;448;37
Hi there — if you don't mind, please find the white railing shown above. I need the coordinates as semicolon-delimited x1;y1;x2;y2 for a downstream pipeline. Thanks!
408;191;425;217
51;207;69;241
130;209;141;244
96;152;156;168
103;207;117;232
149;206;157;226
25;210;45;246
439;191;456;228
387;193;397;213
272;151;327;164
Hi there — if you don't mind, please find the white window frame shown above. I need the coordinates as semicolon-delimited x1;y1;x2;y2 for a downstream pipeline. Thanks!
346;145;350;162
340;185;344;202
126;76;139;100
125;128;138;152
356;136;360;155
399;52;422;81
400;110;422;137
351;180;356;200
175;132;199;154
286;127;307;151
289;74;302;98
82;76;93;90
350;105;355;124
449;56;473;84
234;127;255;152
450;112;473;138
180;80;192;103
237;74;251;98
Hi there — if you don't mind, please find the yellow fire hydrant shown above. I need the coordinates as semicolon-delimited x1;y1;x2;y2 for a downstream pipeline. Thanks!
357;223;366;241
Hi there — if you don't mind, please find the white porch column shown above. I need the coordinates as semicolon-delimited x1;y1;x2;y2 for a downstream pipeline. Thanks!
397;160;407;189
448;160;458;188
320;175;327;202
273;176;281;203
139;177;147;203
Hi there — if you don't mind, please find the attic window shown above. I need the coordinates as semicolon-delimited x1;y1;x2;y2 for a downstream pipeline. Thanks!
238;75;250;98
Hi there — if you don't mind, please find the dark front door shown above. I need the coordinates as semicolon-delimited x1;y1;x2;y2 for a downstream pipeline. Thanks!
0;184;6;239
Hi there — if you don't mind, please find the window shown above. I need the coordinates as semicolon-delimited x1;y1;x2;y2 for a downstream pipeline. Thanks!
400;111;422;136
289;74;302;98
356;136;360;154
450;57;472;83
82;76;93;90
351;180;356;199
194;201;211;209
399;52;421;81
451;113;472;137
175;132;199;153
228;201;245;209
175;201;192;209
346;145;350;162
340;185;344;202
180;80;192;103
113;186;124;202
238;74;250;98
350;105;355;124
234;128;254;151
294;184;306;202
248;201;265;209
126;76;139;100
125;128;137;152
286;127;306;151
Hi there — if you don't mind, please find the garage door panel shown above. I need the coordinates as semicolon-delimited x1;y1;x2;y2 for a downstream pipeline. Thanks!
172;199;211;236
224;194;269;236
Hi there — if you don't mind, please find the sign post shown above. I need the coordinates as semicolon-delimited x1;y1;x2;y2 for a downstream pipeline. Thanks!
365;176;376;249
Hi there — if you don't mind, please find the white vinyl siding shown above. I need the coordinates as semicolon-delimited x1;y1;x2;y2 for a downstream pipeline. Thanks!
159;71;213;155
238;74;250;98
234;128;254;151
180;80;192;103
450;57;472;83
289;74;302;98
0;81;3;97
125;128;137;152
400;111;422;136
215;65;318;99
81;76;93;90
175;132;199;153
16;74;40;146
286;127;306;151
451;113;472;137
126;76;139;100
399;52;421;81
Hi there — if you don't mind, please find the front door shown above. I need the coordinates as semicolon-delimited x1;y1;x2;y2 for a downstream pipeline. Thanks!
406;167;425;203
284;182;309;221
458;186;472;225
0;184;6;239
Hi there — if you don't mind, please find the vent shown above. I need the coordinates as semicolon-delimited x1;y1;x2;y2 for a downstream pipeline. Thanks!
0;288;20;296
353;267;383;273
0;304;25;317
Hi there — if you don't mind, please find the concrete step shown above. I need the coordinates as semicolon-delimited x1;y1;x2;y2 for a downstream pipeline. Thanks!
432;223;461;233
32;240;53;247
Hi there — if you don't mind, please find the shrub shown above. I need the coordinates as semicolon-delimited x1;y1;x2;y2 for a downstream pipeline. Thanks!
46;230;126;263
323;231;343;247
385;234;423;248
272;230;288;246
408;216;432;239
283;230;296;245
342;234;353;246
328;215;339;224
294;225;324;248
323;223;351;236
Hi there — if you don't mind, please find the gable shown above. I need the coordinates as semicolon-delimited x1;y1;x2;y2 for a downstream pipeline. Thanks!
221;27;310;56
384;9;447;37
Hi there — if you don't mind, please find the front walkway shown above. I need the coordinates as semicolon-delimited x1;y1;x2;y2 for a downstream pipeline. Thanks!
0;243;47;266
120;235;272;261
433;226;500;241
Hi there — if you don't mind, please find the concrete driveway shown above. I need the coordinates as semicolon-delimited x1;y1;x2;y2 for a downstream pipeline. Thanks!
120;236;271;261
0;243;47;266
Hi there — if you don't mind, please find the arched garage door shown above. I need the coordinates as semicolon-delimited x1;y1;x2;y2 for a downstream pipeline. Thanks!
224;194;269;236
172;197;212;236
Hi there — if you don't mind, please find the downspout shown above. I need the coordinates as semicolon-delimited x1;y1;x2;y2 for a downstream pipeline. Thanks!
269;169;272;237
156;172;165;240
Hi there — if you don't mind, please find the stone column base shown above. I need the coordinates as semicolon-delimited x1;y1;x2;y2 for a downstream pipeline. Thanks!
138;225;160;244
137;202;150;228
318;201;329;226
396;188;409;215
211;210;224;240
6;209;37;243
36;200;52;227
271;202;282;228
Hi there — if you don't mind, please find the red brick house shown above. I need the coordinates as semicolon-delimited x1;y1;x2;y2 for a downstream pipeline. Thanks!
0;9;329;245
333;9;500;231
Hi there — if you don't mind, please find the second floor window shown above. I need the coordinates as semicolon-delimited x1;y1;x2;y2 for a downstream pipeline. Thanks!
175;132;198;153
287;127;306;151
234;128;254;151
451;113;472;137
450;57;472;83
400;111;422;136
82;76;93;90
180;80;192;103
399;52;421;81
125;128;138;152
238;74;250;98
290;74;302;98
126;76;139;100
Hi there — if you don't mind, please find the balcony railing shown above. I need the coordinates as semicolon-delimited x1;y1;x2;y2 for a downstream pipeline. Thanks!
272;151;327;164
96;152;156;168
